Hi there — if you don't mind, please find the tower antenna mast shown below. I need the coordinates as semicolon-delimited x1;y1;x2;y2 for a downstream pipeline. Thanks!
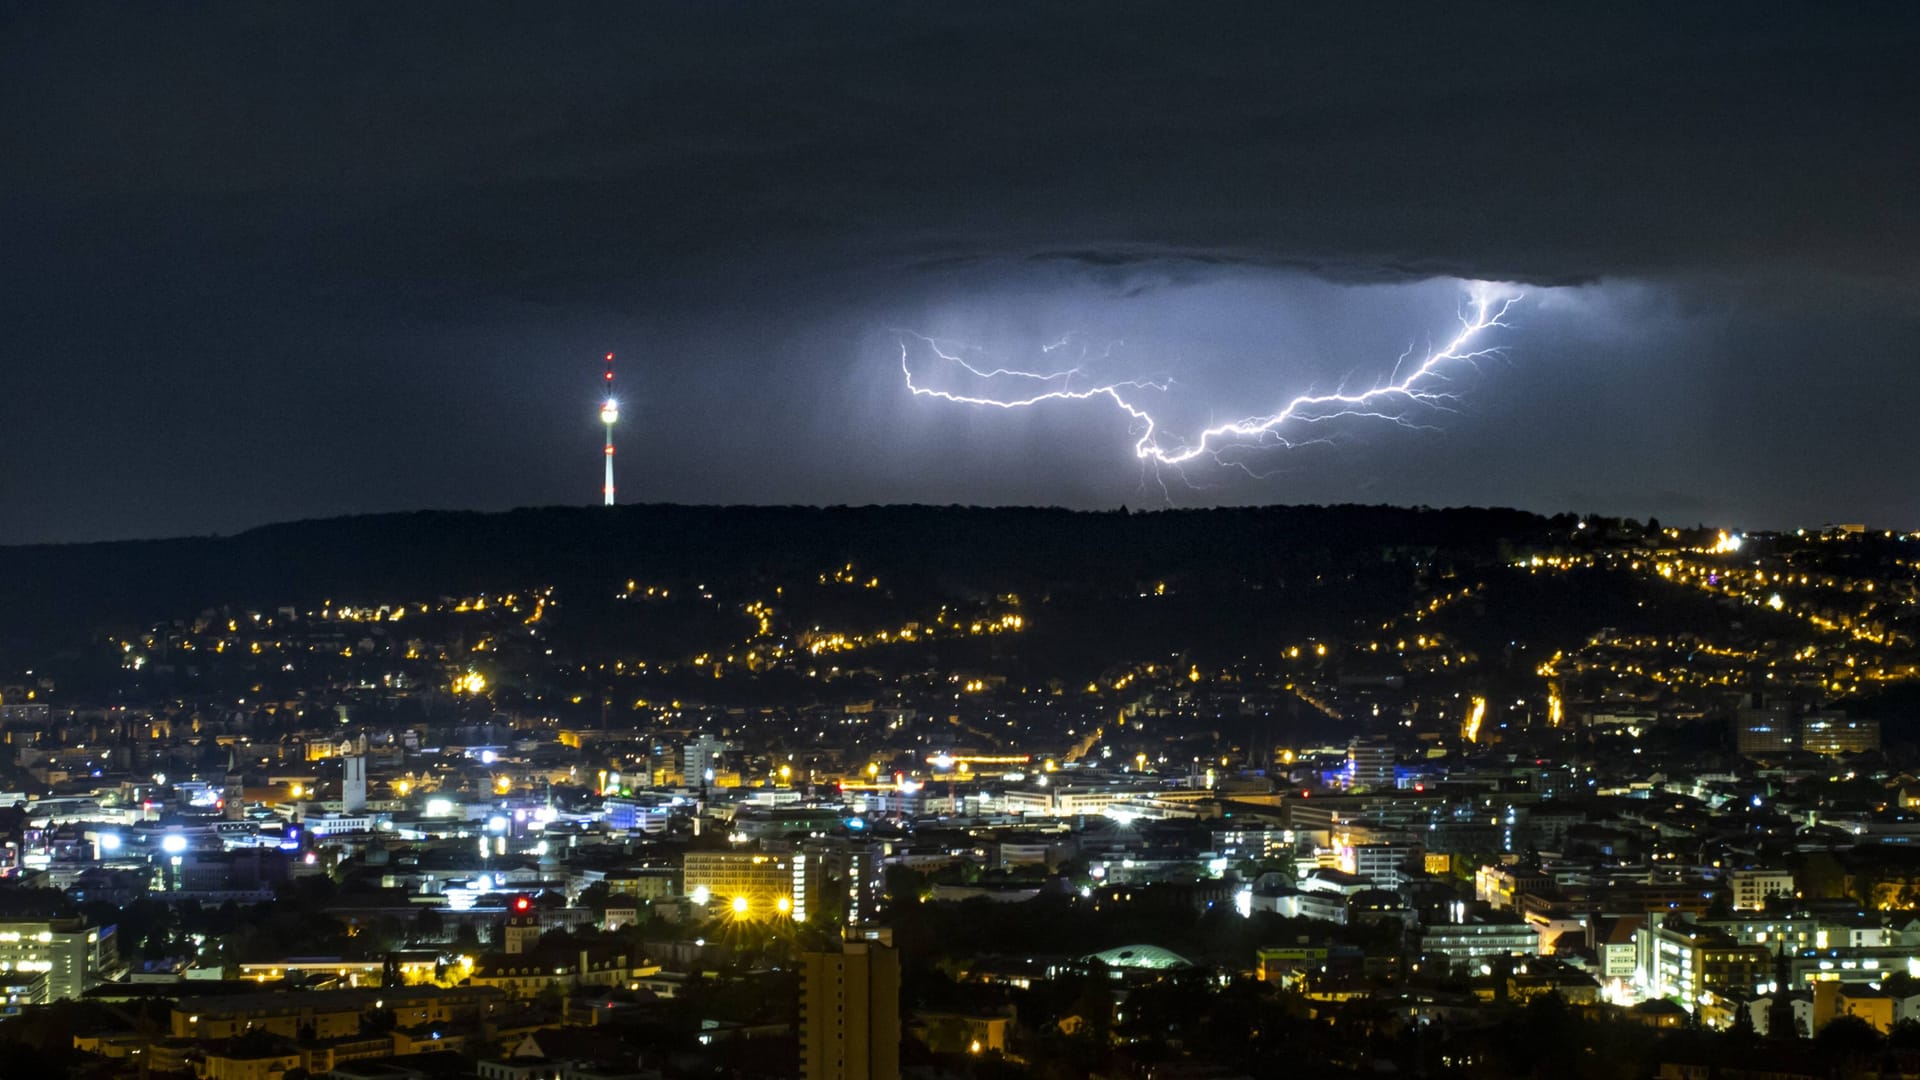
600;353;618;506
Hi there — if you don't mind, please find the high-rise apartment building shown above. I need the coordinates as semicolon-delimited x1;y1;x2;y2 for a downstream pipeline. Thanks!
1346;736;1396;792
801;929;900;1080
683;735;729;785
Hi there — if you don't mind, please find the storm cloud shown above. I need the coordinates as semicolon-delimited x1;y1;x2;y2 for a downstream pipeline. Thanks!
3;3;1917;541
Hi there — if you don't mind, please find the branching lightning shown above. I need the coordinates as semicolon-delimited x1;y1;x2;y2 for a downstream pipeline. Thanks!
901;282;1520;474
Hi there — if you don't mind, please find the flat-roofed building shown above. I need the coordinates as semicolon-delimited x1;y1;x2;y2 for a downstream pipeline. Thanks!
1801;714;1879;755
1729;868;1796;911
0;917;117;1002
801;930;900;1080
684;850;828;921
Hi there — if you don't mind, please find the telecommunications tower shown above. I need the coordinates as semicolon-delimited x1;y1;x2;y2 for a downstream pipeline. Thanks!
599;352;618;505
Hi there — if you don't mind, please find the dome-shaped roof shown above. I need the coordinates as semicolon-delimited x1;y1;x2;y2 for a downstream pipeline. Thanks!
1082;944;1193;970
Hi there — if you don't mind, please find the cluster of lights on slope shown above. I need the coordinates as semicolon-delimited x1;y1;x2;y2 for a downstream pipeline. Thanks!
603;570;1030;684
801;609;1025;657
1520;541;1919;698
114;586;557;702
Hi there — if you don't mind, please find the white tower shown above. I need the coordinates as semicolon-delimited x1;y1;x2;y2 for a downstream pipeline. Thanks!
600;352;618;505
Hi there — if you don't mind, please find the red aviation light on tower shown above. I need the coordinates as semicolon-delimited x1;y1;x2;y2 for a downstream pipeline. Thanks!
513;895;532;914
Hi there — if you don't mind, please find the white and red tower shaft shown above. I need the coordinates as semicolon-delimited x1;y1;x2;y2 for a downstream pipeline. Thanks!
600;352;618;506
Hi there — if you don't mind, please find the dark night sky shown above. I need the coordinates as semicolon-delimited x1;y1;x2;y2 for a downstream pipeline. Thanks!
4;3;1918;544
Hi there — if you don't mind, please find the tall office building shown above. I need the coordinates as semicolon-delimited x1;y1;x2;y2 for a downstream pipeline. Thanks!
1734;700;1798;756
801;928;900;1080
1346;736;1395;792
1800;713;1879;755
789;839;884;926
342;753;367;813
683;735;729;785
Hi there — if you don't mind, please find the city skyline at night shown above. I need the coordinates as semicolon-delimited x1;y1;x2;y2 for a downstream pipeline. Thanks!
3;9;1920;1075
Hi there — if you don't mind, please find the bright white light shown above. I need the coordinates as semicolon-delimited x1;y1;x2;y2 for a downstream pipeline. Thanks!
97;834;121;852
425;798;454;817
901;282;1520;473
601;400;619;425
487;816;508;834
691;885;711;906
161;834;188;854
1235;888;1253;918
931;753;954;770
479;749;498;766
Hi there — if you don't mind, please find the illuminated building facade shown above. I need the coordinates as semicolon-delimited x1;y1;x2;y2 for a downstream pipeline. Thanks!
1734;702;1799;755
1345;736;1395;792
0;918;117;1002
342;752;367;813
801;929;900;1080
683;735;728;785
1415;919;1538;974
1800;713;1879;755
1730;868;1796;912
683;851;823;920
1637;916;1773;1004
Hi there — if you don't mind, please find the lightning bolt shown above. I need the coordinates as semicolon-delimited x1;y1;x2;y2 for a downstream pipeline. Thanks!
901;282;1520;472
